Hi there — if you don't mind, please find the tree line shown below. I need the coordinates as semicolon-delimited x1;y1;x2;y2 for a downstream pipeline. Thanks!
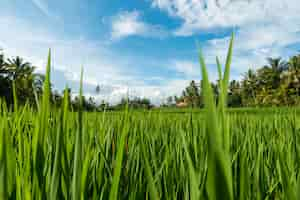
0;52;44;106
166;55;300;107
1;50;299;110
0;51;153;111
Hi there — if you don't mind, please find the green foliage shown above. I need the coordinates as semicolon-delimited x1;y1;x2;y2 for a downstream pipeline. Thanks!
198;33;233;200
72;67;83;200
173;53;300;108
0;36;300;200
0;95;300;200
1;95;299;200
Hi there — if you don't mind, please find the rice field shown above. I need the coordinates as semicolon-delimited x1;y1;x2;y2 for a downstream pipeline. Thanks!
1;34;300;200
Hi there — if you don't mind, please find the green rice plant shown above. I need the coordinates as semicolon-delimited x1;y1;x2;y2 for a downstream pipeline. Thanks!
0;39;299;200
13;80;18;112
180;129;200;200
72;67;84;200
32;49;52;200
198;33;234;200
140;129;159;200
109;103;130;200
0;113;8;200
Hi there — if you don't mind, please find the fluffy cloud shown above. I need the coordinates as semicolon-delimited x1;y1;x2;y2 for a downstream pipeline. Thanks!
79;78;190;105
171;60;200;77
202;23;300;77
151;0;300;78
0;15;186;105
110;11;168;40
151;0;300;35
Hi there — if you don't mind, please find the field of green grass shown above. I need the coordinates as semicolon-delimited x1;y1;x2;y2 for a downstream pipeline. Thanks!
1;100;300;199
1;34;300;200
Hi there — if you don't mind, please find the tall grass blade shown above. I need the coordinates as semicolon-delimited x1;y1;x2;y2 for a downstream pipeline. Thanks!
198;40;233;200
50;112;63;200
109;102;129;200
0;120;8;199
140;132;160;200
12;80;18;112
180;130;199;200
72;67;84;200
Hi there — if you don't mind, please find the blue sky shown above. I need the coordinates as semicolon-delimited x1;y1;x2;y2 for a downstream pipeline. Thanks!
1;0;300;104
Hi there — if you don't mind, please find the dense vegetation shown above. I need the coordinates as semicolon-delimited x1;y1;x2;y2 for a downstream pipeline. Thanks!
1;48;299;110
168;56;300;107
1;101;299;199
0;35;300;200
0;50;153;111
0;53;44;105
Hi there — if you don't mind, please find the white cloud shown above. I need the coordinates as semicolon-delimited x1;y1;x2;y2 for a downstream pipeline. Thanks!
151;0;300;36
201;23;300;78
171;60;200;77
111;11;168;40
71;79;190;106
0;15;187;105
117;79;191;105
0;16;130;89
150;0;300;78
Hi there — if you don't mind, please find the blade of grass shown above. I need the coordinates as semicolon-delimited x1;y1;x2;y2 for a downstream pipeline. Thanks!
140;132;160;200
72;67;84;200
109;102;129;200
180;130;199;200
50;111;63;200
198;39;233;200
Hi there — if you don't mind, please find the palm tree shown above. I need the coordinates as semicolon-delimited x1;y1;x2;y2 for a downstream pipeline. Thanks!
288;55;300;83
265;57;288;89
228;80;242;107
184;80;201;107
0;52;12;103
251;58;288;105
241;69;257;106
0;52;9;75
7;56;34;80
267;57;288;71
0;53;4;71
6;56;43;104
287;55;300;102
95;84;101;94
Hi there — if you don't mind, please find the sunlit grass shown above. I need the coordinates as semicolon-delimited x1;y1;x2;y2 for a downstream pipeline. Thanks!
0;35;299;200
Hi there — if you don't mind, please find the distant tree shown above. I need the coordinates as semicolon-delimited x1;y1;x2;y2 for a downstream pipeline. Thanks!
0;52;8;75
241;69;257;106
175;55;299;107
113;96;152;110
98;100;109;111
95;84;100;94
1;50;300;109
210;82;219;103
5;56;46;105
266;57;288;88
7;57;33;80
182;80;201;107
166;96;174;106
280;55;300;105
228;80;242;107
0;52;12;103
87;96;96;111
287;55;300;94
